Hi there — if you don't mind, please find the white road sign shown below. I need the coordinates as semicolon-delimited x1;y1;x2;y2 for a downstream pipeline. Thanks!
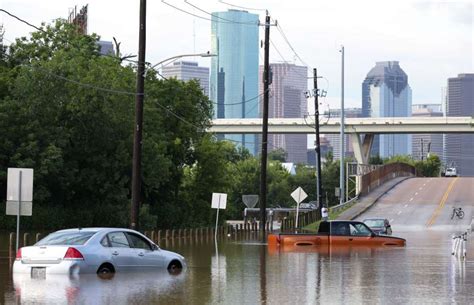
7;168;34;202
291;187;308;204
211;193;227;209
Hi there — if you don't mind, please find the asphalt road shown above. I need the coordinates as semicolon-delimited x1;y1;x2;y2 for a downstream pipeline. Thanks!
356;177;474;232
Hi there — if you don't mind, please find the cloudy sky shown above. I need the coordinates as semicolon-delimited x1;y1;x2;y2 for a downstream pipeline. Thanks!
1;0;473;111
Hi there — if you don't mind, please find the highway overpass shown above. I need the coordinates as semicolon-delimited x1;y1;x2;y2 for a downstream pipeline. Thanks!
210;116;474;164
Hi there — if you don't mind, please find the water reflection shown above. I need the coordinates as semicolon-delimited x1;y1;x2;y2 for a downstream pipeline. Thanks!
12;271;185;305
1;230;473;304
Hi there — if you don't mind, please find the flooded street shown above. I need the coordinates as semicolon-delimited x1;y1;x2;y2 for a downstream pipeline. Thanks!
1;229;473;304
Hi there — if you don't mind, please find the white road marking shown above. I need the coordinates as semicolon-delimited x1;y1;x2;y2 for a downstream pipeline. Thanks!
410;198;414;201
397;211;402;215
390;219;394;223
419;187;423;190
415;192;418;196
404;204;408;207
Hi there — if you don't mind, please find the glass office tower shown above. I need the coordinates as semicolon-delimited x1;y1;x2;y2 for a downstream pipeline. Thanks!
362;61;412;158
210;10;259;154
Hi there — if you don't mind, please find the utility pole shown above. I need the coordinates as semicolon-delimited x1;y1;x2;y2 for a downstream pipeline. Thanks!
313;68;324;211
131;0;146;230
259;13;271;237
339;46;345;205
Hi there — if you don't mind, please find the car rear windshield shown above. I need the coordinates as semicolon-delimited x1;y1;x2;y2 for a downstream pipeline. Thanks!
364;219;385;227
36;231;96;246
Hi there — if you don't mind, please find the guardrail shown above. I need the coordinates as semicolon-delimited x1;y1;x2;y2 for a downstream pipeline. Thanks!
329;197;358;214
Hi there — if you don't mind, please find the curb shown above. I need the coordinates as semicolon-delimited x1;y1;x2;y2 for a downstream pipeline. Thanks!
349;176;412;220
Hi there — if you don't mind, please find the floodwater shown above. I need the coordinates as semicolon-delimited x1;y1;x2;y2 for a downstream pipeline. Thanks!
1;229;473;304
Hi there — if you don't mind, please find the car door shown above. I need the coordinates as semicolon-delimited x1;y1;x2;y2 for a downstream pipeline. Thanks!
329;222;352;245
126;232;165;269
106;231;136;270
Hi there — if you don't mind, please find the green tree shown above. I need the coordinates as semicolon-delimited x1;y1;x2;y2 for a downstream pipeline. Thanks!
0;19;213;230
268;148;287;162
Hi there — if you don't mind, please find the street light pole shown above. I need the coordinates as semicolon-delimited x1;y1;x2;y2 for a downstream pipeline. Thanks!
131;0;146;230
339;46;345;204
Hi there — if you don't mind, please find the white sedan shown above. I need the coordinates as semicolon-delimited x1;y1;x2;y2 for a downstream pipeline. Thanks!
13;228;186;276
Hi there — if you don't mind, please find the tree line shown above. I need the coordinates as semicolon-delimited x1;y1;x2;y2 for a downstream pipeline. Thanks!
0;20;441;231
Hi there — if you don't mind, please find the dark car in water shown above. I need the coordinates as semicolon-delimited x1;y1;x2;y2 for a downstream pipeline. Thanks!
363;218;392;235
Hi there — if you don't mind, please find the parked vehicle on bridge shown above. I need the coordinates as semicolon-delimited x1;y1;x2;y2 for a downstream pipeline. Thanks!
445;167;457;177
363;218;392;235
268;221;405;250
13;228;186;277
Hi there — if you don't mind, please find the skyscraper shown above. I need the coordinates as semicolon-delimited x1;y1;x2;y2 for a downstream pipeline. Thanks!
98;41;114;56
362;61;412;158
411;104;443;161
162;61;210;97
259;63;307;163
323;108;363;160
210;10;259;154
444;73;474;176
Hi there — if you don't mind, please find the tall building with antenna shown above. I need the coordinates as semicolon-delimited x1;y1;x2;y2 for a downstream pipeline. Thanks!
210;9;259;154
362;61;412;158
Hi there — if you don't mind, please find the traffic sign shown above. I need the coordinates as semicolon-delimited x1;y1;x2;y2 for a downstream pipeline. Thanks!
291;187;308;204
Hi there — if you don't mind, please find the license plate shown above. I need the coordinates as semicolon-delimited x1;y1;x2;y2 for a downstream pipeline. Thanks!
31;267;46;279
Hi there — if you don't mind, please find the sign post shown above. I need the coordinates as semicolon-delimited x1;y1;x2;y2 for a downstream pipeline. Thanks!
211;193;227;241
6;168;34;252
291;187;308;230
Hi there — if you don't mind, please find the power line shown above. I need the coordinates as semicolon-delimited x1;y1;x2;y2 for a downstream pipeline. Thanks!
184;1;258;25
274;20;310;69
161;0;258;25
212;90;266;106
0;8;138;64
0;9;43;32
218;0;267;12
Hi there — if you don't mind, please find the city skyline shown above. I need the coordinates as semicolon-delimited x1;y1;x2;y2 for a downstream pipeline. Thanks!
1;0;471;113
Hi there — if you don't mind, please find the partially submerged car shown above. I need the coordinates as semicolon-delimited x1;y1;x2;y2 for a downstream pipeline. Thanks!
268;220;405;249
363;218;392;235
13;228;186;276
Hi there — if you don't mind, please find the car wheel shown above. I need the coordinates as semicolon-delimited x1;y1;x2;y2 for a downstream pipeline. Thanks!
167;260;183;275
97;264;115;274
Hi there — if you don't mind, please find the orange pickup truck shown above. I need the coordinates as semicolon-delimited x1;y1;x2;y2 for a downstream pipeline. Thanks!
268;220;406;249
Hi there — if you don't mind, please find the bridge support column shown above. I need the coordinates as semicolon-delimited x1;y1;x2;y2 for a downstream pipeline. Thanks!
351;133;374;165
351;133;375;195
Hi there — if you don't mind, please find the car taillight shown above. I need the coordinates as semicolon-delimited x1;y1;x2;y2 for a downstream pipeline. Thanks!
15;248;22;261
64;247;84;260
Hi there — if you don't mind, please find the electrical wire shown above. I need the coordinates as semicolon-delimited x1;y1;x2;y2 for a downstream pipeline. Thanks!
184;0;258;25
218;0;267;12
273;20;311;69
161;0;258;25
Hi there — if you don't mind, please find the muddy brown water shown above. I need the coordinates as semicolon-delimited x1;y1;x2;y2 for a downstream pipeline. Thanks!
0;229;473;304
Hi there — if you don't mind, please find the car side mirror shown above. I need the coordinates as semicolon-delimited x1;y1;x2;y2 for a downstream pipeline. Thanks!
152;244;159;251
371;233;377;237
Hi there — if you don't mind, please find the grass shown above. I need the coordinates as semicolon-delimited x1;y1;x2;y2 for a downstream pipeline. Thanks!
303;201;358;232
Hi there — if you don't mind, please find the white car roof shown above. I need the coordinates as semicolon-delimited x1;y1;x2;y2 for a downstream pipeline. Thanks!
54;227;141;234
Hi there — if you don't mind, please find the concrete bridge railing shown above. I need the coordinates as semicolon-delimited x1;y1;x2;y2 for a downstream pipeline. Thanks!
359;162;416;196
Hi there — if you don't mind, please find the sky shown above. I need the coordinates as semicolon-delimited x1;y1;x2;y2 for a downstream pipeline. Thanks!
1;0;473;113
